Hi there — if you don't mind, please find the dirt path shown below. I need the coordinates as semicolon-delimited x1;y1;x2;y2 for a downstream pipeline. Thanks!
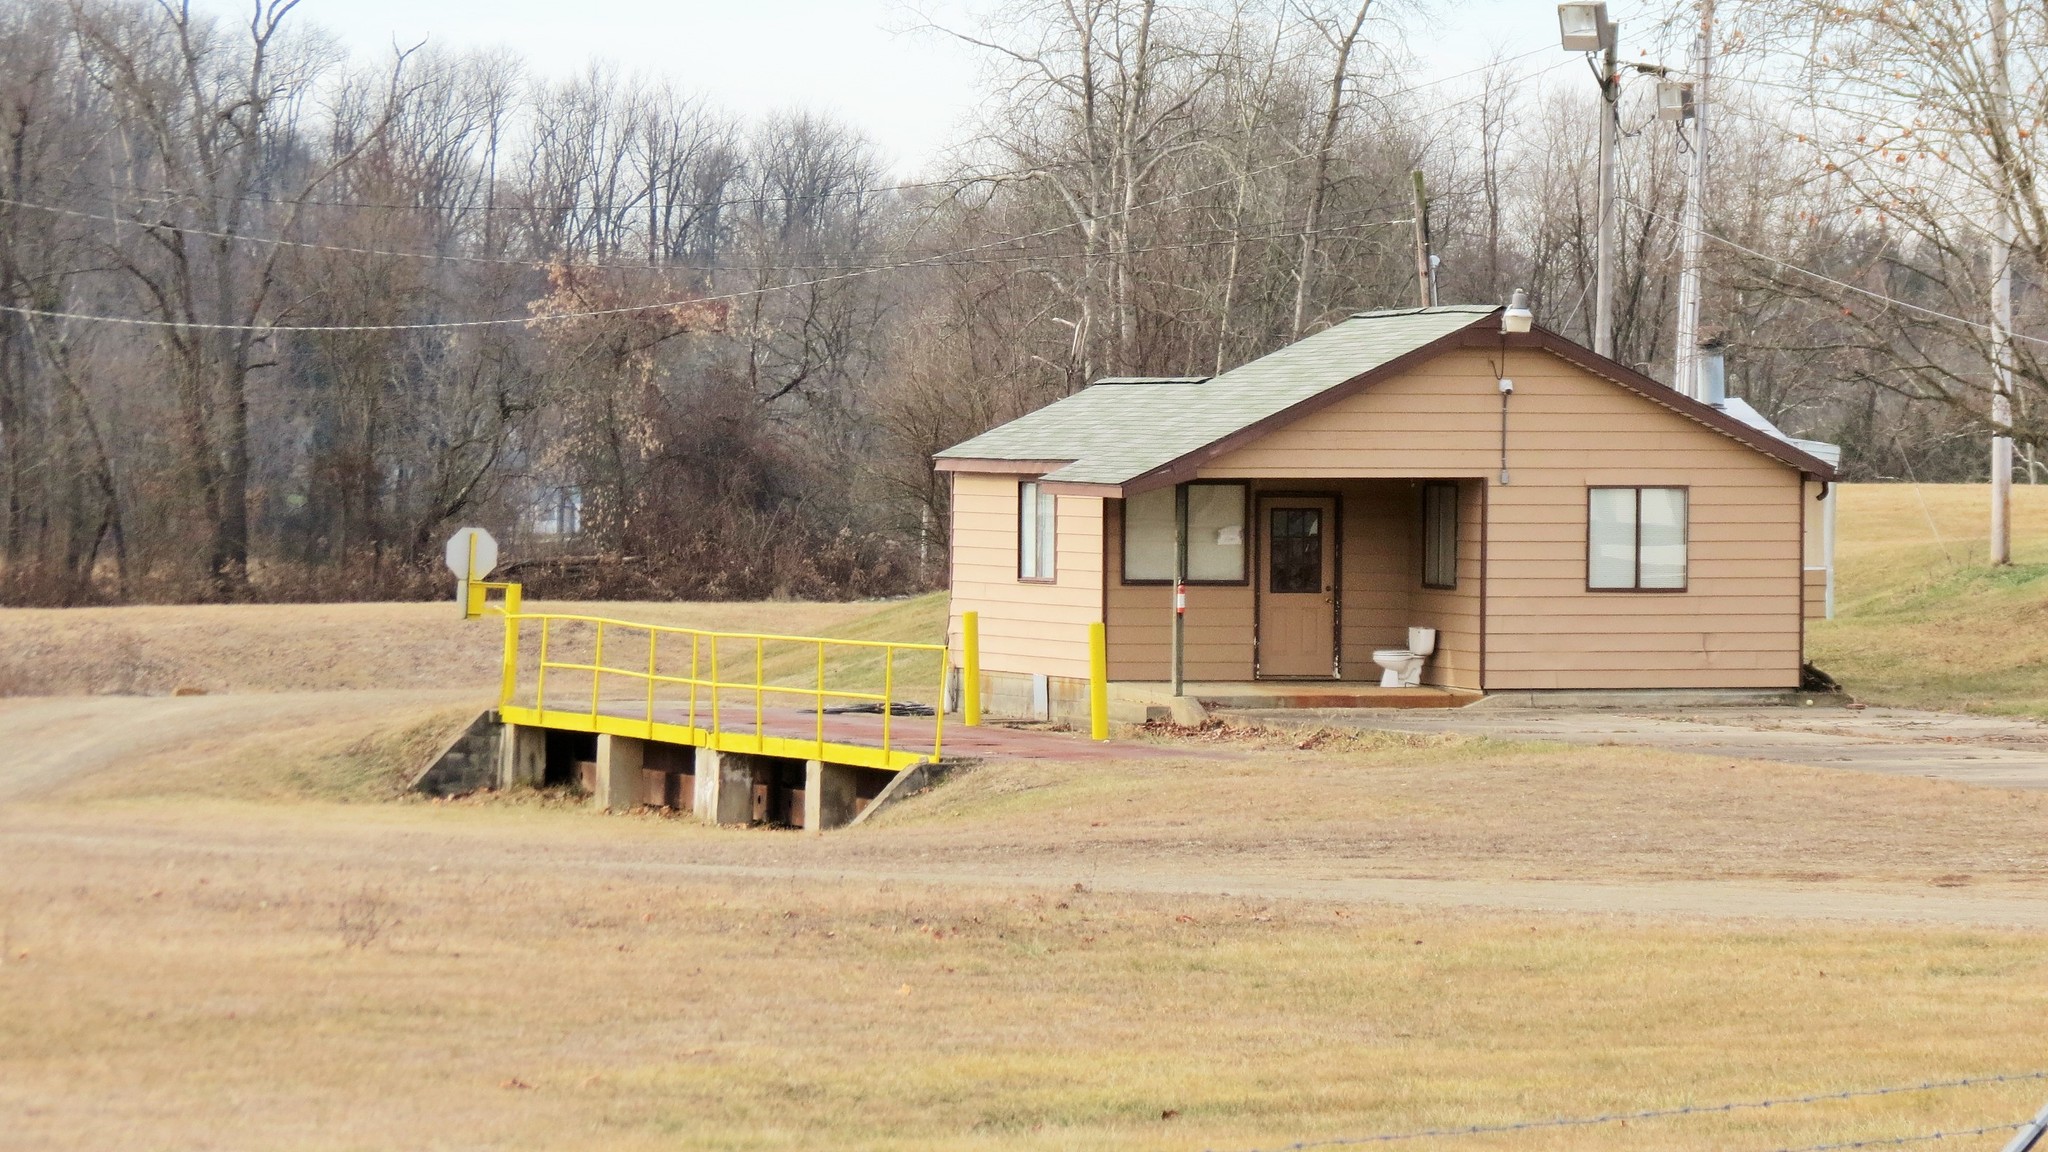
8;808;2046;930
1241;705;2048;788
7;689;2048;928
0;691;476;803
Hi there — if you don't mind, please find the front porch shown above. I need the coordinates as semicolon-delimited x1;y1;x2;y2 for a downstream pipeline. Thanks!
1109;680;1482;722
1101;476;1486;691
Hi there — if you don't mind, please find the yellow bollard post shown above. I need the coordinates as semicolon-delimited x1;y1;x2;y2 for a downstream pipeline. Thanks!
961;611;981;727
1088;620;1109;742
499;611;519;708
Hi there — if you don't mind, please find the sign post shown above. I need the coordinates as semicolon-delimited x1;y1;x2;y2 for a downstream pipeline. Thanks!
443;527;499;617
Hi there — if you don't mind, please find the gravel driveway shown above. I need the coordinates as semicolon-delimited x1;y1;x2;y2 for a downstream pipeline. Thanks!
1226;704;2048;789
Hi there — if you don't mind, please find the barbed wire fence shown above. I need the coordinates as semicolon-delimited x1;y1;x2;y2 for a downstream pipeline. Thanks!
1205;1071;2048;1152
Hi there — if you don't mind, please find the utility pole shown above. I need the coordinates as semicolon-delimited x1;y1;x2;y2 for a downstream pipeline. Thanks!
1672;0;1714;399
1411;170;1434;307
1992;0;2015;566
1593;21;1619;358
1559;4;1622;357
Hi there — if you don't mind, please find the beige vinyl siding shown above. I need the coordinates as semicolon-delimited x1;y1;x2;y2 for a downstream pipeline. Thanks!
1201;347;1805;690
1804;567;1828;621
948;473;1102;680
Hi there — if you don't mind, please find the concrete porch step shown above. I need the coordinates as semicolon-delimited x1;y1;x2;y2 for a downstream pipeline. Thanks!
1110;682;1482;720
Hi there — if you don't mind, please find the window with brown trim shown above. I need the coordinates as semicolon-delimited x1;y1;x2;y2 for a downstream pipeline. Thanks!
1120;482;1248;584
1588;486;1688;590
1018;481;1056;581
1422;482;1458;589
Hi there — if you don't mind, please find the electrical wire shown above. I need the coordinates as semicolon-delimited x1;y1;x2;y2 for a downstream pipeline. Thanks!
0;36;1585;333
0;193;1412;272
1619;197;2048;350
75;43;1569;219
0;153;1407;333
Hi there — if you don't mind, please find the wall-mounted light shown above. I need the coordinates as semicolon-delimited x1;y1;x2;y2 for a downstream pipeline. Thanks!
1557;2;1612;52
1501;288;1534;334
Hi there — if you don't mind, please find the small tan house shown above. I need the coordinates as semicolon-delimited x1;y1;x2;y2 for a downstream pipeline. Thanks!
936;305;1839;716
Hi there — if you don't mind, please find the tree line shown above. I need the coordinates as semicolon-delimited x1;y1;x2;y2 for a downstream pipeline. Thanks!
0;0;2033;604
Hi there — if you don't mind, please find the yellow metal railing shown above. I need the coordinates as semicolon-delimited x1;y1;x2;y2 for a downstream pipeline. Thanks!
474;582;947;771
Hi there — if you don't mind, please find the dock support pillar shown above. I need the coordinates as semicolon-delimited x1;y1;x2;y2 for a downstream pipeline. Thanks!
594;734;645;811
498;722;546;790
694;748;762;826
803;759;860;834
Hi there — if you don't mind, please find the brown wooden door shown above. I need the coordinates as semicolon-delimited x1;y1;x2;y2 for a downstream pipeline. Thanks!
1257;496;1337;678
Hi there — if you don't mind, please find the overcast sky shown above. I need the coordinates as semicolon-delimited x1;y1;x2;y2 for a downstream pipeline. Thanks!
197;0;1673;177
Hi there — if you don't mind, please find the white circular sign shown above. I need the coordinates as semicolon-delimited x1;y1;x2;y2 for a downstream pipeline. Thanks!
443;527;499;580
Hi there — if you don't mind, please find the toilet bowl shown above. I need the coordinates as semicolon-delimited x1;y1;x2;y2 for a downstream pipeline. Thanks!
1370;627;1438;688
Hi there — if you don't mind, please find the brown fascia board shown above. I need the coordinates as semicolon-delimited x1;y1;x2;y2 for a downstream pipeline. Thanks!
932;457;1074;475
1118;311;1837;496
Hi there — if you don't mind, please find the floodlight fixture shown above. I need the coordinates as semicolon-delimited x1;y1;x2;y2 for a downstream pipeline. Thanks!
1657;78;1695;121
1502;288;1534;334
1557;2;1611;53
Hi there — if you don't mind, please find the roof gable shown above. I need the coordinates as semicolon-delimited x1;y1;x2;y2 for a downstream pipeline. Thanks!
935;306;1837;489
935;306;1494;485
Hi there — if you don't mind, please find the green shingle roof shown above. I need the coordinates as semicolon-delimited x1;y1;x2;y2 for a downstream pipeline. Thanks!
936;305;1495;487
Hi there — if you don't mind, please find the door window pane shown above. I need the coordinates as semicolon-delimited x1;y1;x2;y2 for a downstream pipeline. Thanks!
1122;487;1176;580
1186;484;1247;581
1638;488;1688;588
1268;508;1322;593
1587;488;1638;589
1422;482;1458;588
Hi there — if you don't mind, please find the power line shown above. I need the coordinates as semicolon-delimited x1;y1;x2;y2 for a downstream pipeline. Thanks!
0;152;1397;334
68;45;1567;220
1620;197;2048;350
1204;1070;2048;1152
0;193;1411;272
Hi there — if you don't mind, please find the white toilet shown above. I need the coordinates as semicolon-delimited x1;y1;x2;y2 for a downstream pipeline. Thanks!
1371;627;1437;688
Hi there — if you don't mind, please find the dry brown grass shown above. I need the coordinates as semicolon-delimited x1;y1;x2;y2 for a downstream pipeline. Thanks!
831;725;2048;890
1811;484;2048;717
0;597;894;696
2;804;2045;1152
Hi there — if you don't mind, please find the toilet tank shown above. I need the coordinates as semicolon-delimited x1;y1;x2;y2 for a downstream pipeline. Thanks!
1407;627;1437;656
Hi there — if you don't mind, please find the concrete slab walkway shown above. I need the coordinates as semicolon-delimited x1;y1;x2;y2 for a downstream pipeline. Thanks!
1223;704;2048;789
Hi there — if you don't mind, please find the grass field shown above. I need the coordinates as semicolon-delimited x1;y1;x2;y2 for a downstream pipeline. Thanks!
5;486;2048;1150
6;802;2048;1152
1810;484;2048;717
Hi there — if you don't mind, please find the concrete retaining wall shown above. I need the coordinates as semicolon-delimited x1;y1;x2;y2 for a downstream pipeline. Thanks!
409;710;502;796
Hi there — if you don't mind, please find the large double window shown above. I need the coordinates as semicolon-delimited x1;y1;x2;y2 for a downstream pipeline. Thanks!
1122;482;1249;583
1018;481;1057;581
1588;487;1688;590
